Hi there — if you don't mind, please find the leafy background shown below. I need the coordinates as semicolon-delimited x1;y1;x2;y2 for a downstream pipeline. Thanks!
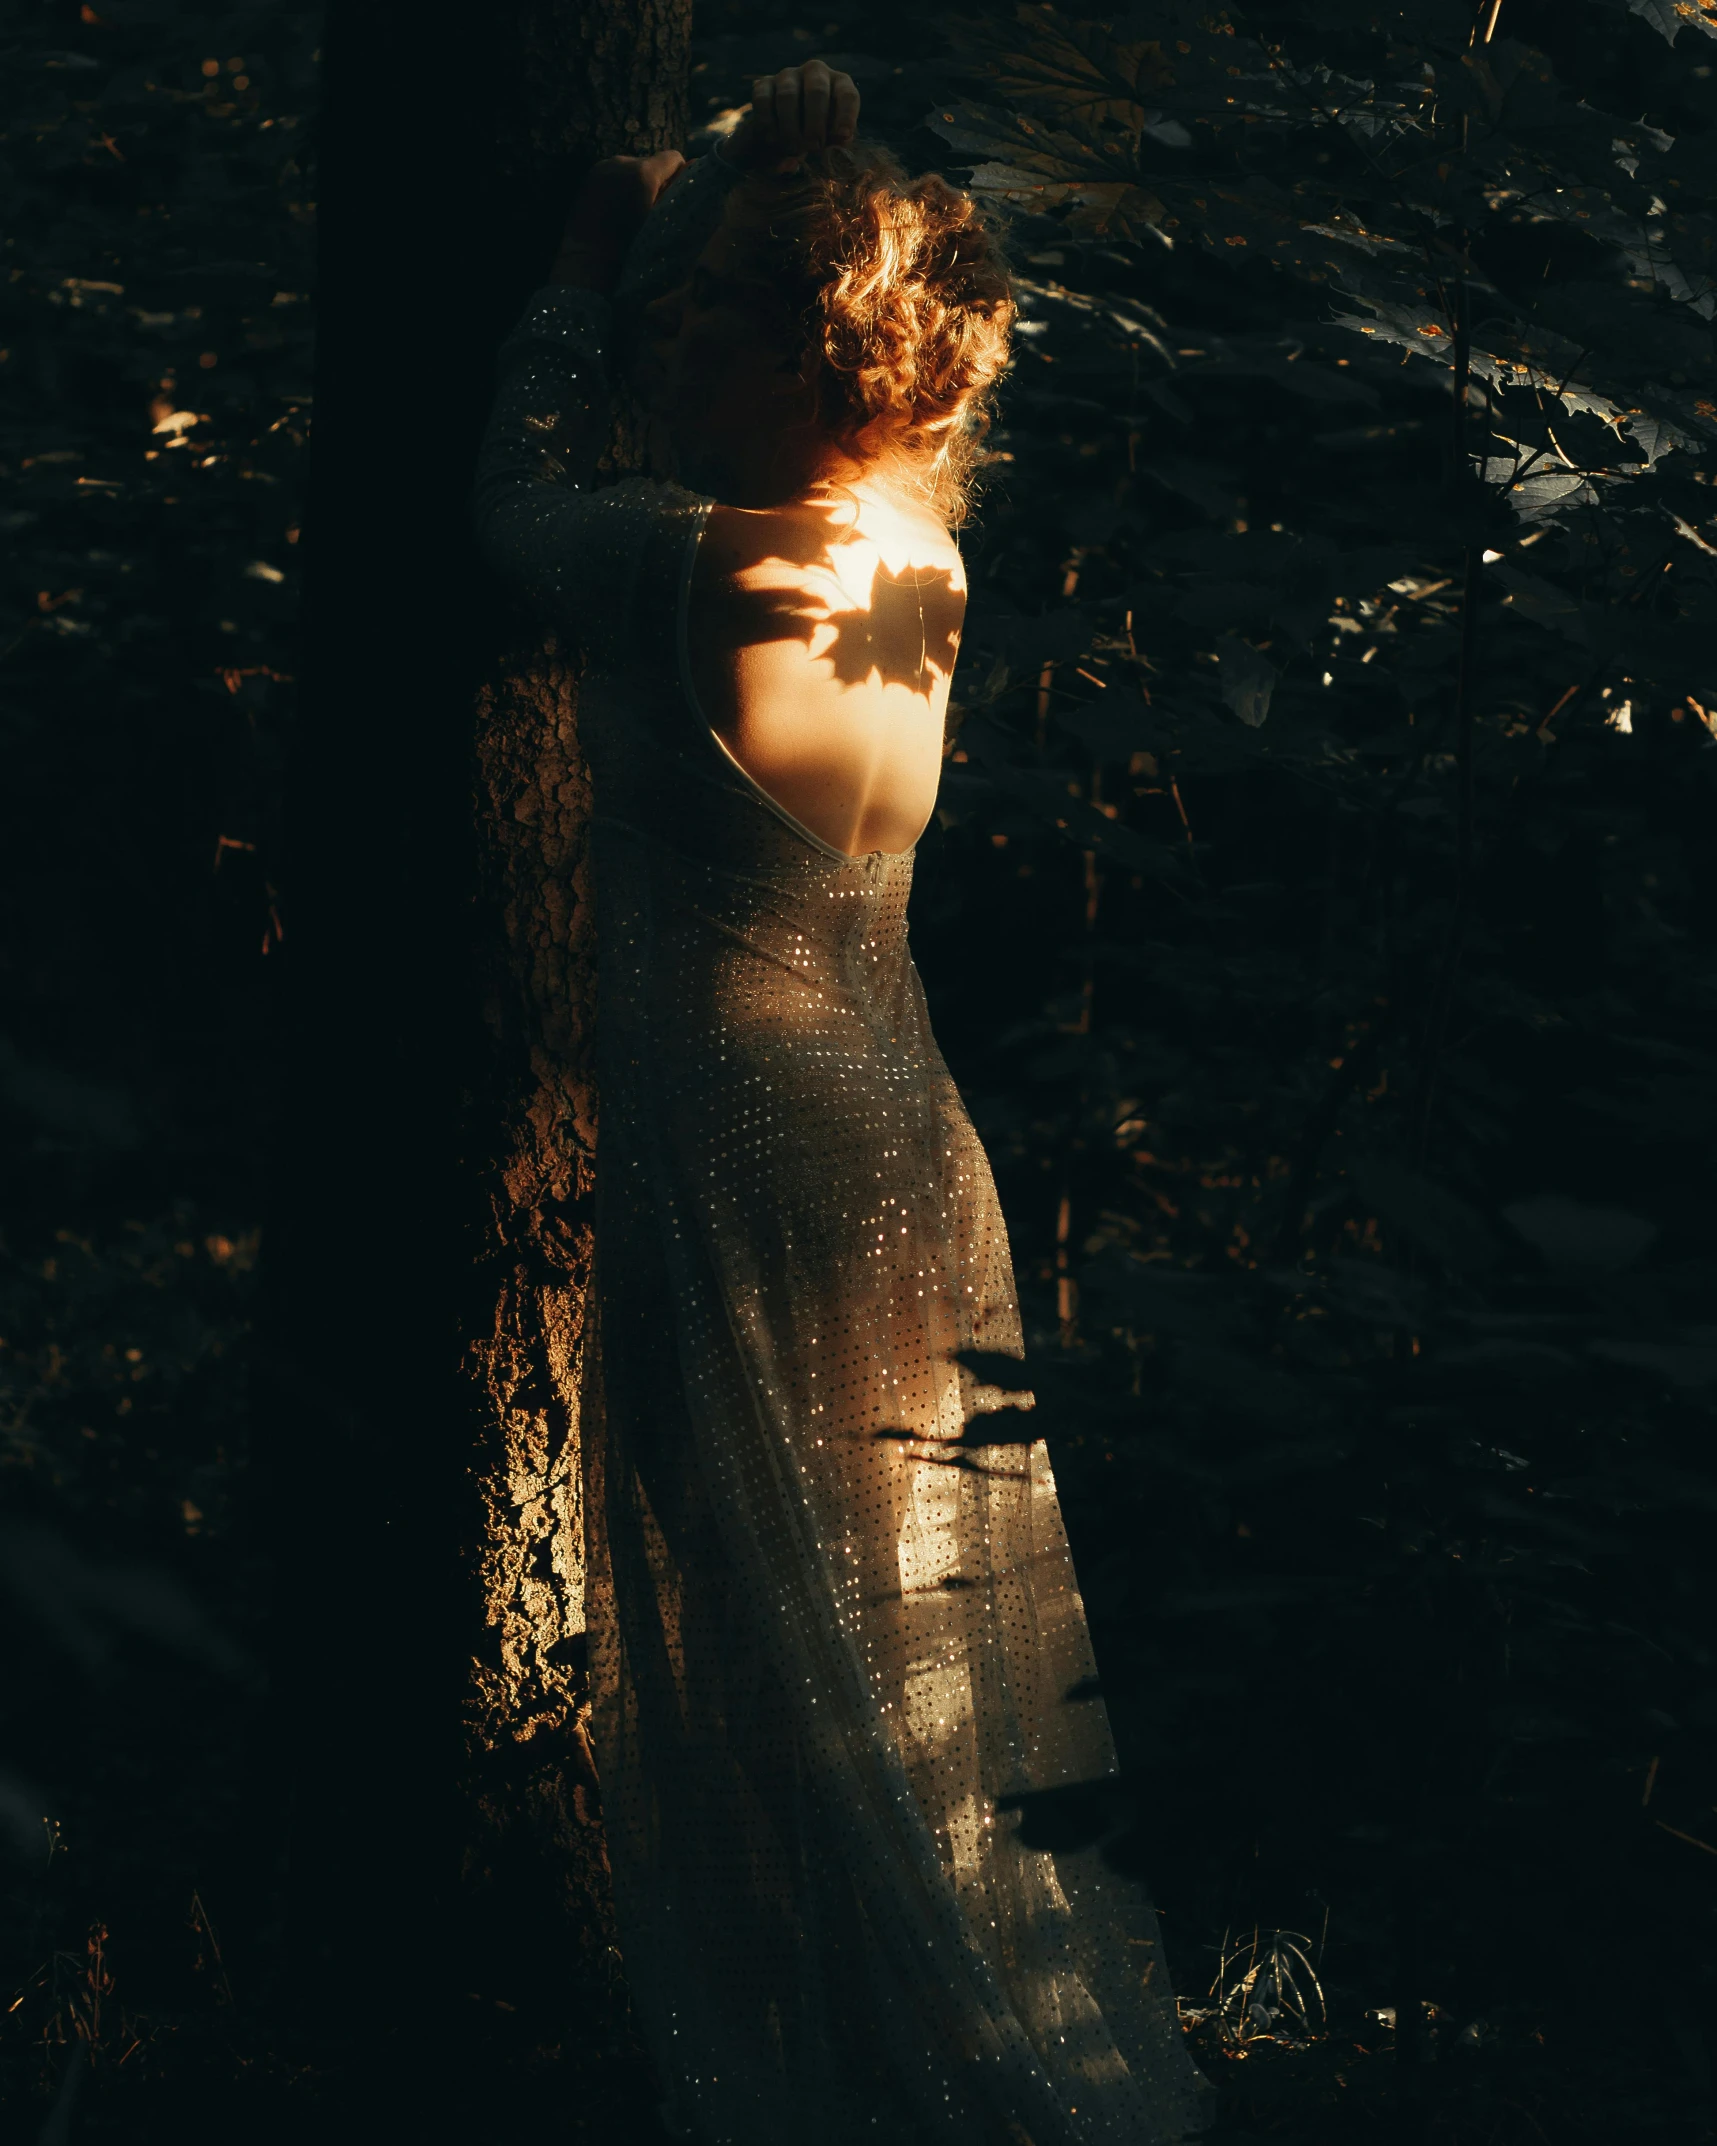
5;0;1717;2138
1;0;313;2131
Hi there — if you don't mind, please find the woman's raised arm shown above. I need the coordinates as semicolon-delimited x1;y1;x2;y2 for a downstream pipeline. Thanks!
472;64;861;644
470;152;738;634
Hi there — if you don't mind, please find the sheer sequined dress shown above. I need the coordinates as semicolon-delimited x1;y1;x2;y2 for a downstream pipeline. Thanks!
474;153;1214;2146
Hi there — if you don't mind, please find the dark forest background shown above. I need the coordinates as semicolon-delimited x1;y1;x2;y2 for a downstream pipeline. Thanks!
5;0;1717;2140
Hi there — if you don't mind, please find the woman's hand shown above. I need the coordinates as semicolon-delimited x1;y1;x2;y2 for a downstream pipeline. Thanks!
548;149;687;293
724;60;860;173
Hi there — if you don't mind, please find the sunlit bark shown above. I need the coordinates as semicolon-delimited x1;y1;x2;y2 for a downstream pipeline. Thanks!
462;0;692;1993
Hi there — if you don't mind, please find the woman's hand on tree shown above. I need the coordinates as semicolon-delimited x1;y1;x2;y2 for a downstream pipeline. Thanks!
548;149;687;292
726;61;860;172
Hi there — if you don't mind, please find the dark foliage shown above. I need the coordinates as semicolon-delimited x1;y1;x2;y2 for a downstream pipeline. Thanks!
902;2;1717;2137
1;0;313;2128
5;0;1717;2138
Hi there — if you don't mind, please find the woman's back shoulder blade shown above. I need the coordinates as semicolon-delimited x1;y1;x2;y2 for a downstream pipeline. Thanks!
698;496;966;646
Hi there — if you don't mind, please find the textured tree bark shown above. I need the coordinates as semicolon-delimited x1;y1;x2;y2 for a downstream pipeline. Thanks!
461;0;692;2010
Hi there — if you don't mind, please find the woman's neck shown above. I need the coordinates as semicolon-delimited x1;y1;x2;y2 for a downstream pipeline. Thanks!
681;423;868;511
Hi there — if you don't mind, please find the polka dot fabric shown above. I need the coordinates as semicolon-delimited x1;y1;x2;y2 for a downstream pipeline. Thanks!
475;155;1215;2146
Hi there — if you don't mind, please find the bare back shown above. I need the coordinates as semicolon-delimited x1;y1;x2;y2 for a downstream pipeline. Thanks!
686;488;967;858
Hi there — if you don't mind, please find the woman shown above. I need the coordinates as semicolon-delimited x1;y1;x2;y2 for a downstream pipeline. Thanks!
474;62;1213;2146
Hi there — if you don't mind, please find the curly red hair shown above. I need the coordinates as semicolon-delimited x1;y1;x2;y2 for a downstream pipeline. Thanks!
724;143;1015;525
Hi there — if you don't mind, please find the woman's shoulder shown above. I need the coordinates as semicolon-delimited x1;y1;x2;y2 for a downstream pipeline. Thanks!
701;487;965;599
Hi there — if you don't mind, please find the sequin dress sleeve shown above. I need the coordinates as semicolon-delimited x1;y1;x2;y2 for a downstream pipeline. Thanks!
472;145;1216;2146
471;148;743;663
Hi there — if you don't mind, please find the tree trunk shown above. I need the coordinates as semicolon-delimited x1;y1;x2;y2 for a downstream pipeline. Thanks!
270;0;689;2119
459;0;692;2022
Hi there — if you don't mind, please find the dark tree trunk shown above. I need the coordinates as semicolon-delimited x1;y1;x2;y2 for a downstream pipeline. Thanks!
265;0;688;2125
460;0;692;2036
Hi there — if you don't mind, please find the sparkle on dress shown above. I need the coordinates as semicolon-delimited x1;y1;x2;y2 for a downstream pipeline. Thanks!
473;151;1214;2146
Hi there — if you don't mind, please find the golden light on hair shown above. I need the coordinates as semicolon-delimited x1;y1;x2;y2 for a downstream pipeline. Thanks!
726;142;1015;525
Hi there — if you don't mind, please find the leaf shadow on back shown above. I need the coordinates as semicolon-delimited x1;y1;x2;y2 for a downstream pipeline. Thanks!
713;511;966;692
